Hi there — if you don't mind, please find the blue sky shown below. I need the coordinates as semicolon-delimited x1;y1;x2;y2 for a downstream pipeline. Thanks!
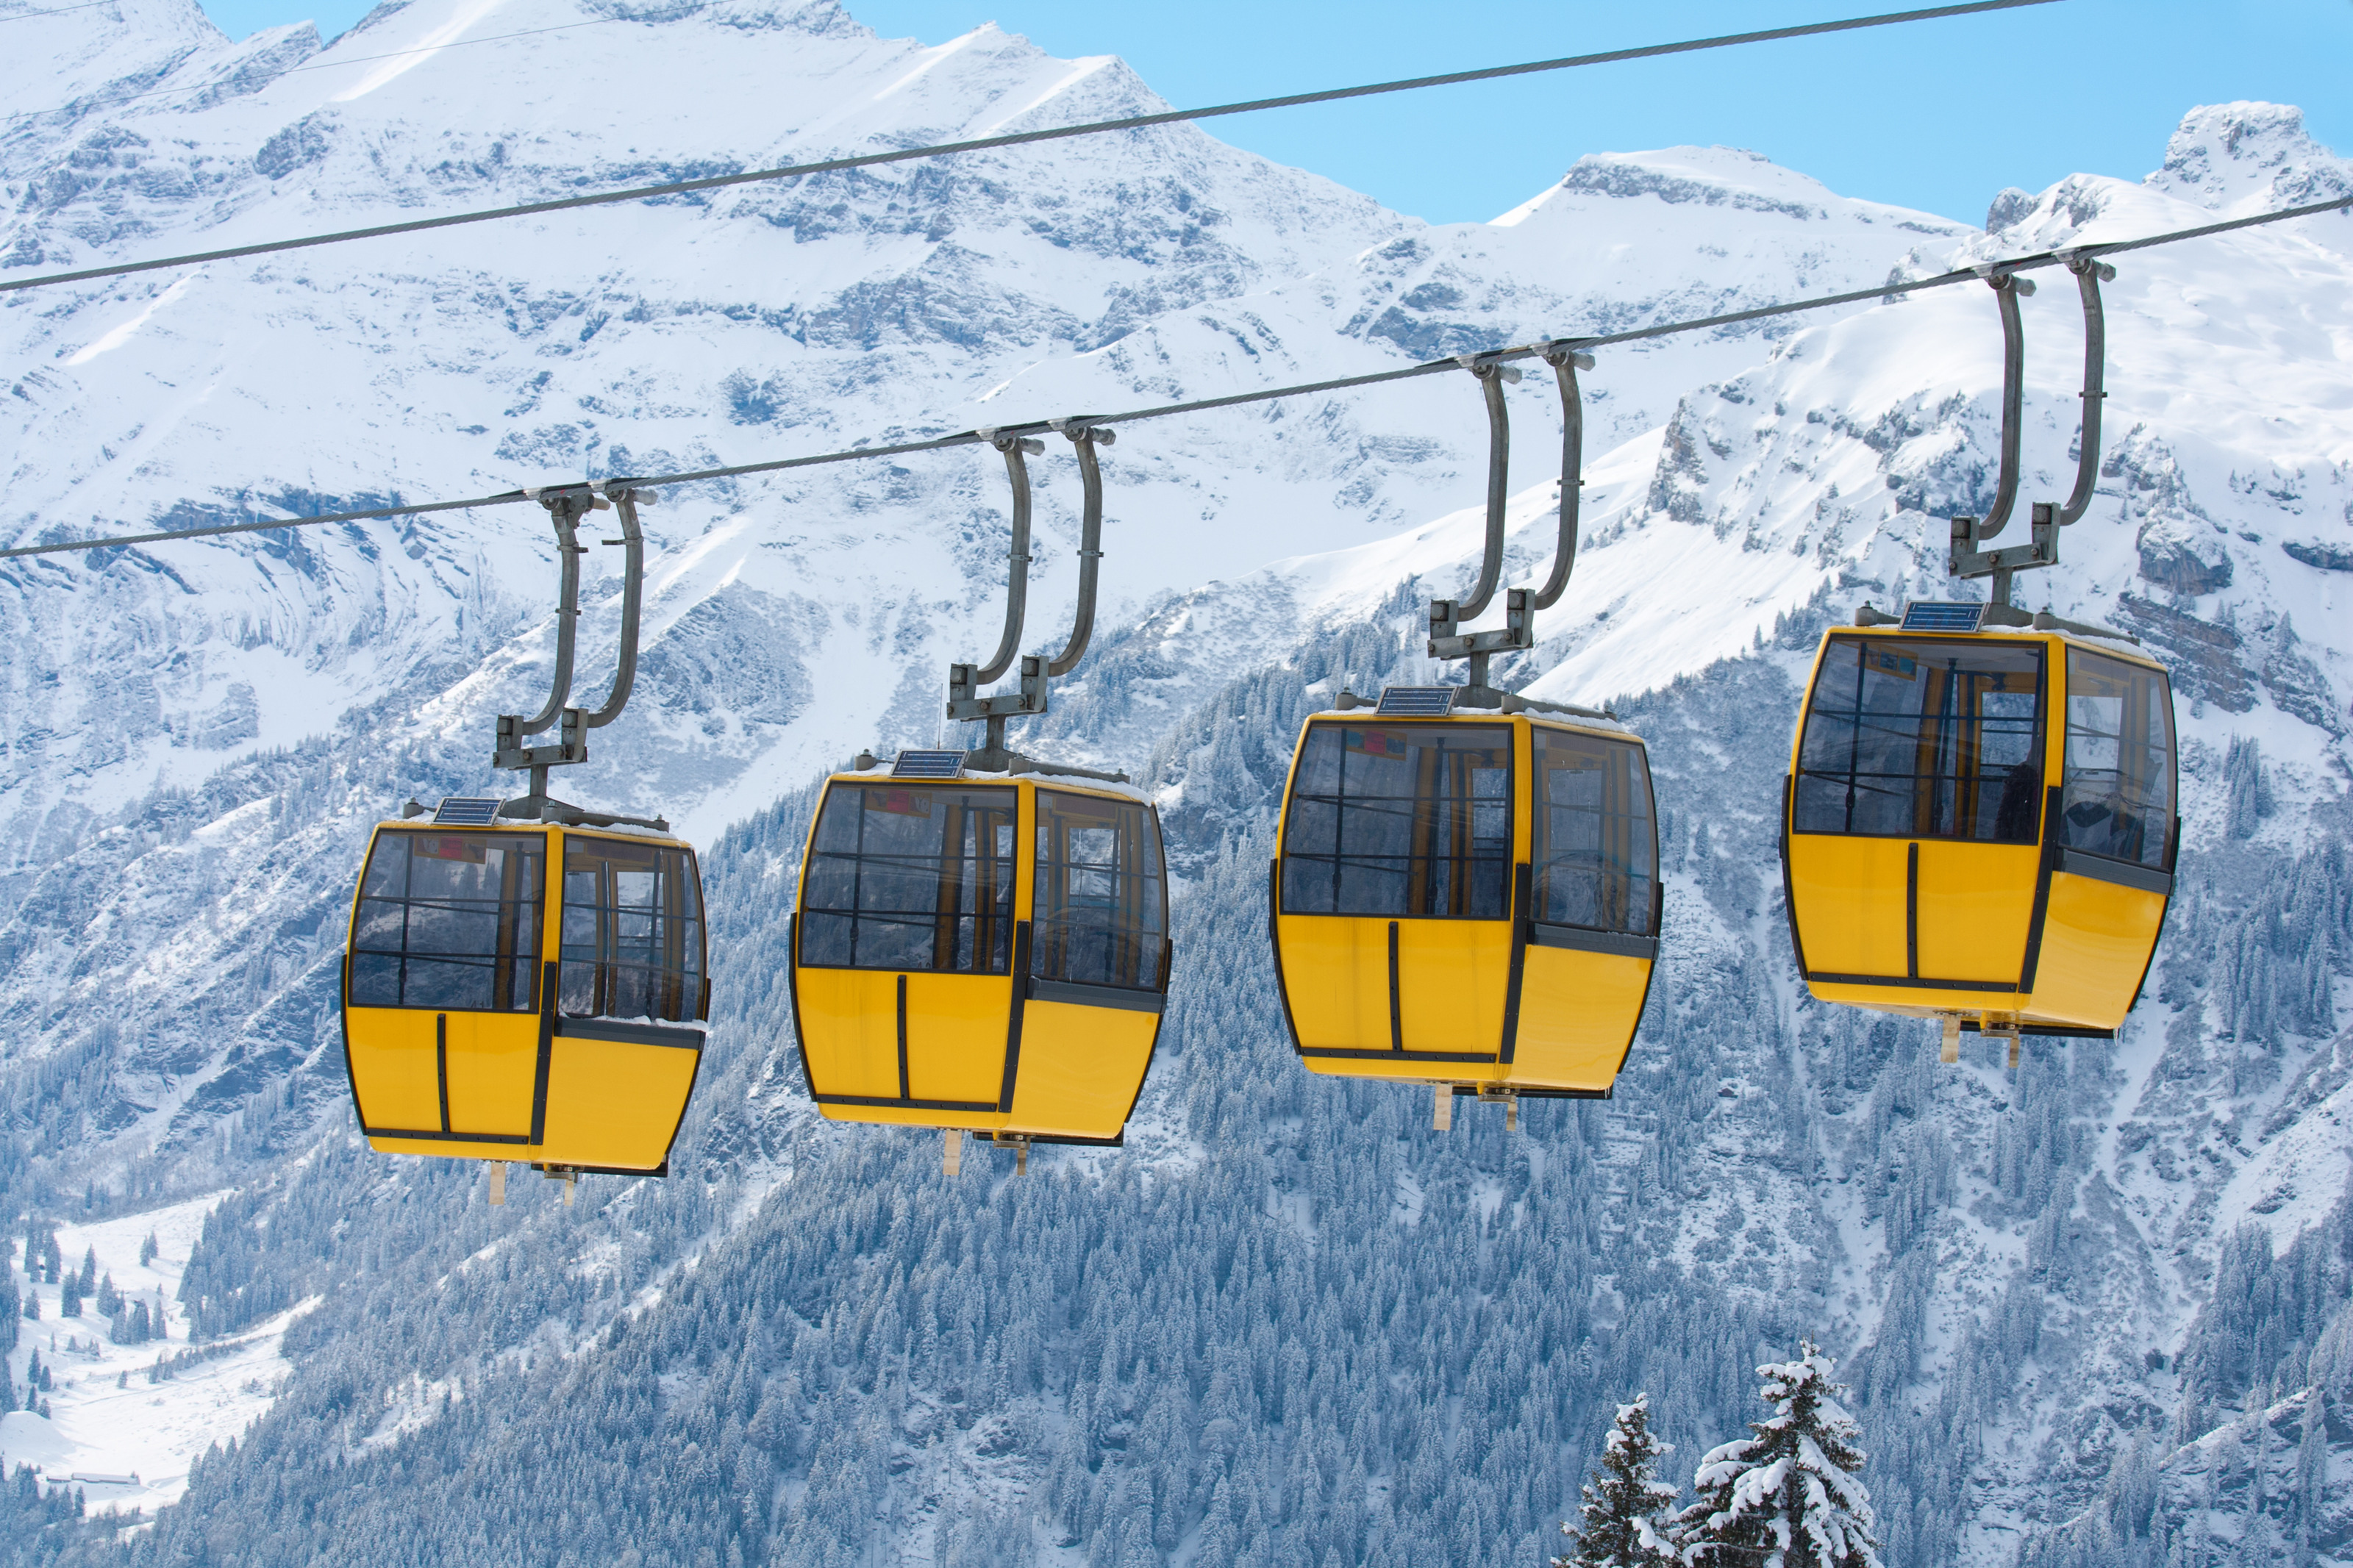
192;0;2353;227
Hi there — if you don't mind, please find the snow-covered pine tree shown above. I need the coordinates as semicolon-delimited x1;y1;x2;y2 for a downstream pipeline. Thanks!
1674;1343;1882;1568
1555;1392;1679;1567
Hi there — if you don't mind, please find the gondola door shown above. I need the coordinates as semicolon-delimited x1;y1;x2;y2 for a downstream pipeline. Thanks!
346;827;549;1160
1788;635;2045;1000
1511;723;1660;1092
794;781;1024;1123
1275;719;1515;1075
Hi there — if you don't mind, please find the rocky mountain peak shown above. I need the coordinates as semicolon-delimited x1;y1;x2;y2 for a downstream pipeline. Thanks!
2146;100;2353;217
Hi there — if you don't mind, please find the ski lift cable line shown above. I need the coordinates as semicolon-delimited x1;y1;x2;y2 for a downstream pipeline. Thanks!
0;0;2061;297
7;190;2343;566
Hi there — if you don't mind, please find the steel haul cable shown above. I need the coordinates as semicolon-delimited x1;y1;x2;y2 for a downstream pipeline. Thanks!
6;193;2346;565
0;0;2058;296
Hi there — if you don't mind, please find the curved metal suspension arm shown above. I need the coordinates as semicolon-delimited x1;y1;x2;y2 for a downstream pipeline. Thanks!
968;432;1043;687
2057;255;2115;526
1045;423;1116;679
517;490;596;735
581;484;651;729
1452;360;1517;621
1532;346;1595;612
1970;271;2034;544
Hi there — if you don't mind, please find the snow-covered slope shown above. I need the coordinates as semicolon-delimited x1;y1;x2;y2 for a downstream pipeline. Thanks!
1;0;2350;1553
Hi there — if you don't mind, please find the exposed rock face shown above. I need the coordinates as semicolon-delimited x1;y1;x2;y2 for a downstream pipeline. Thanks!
2138;515;2236;597
2148;101;2353;221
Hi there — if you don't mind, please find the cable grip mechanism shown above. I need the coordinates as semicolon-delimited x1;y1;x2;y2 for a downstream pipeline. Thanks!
1946;260;2113;606
946;422;1127;776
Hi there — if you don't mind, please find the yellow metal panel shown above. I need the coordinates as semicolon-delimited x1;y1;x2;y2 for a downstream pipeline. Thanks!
1277;913;1390;1051
907;974;1014;1104
2027;873;2165;1031
1913;841;2038;984
538;1037;697;1170
1798;984;1956;1020
1397;919;1510;1054
441;1011;539;1137
795;967;904;1099
1299;1053;1493;1086
1788;835;1909;977
1510;947;1649;1093
1274;911;1511;1078
1007;1000;1156;1140
1510;714;1534;864
345;1006;443;1132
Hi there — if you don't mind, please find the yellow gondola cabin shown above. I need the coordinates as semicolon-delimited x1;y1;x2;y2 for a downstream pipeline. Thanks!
343;813;709;1176
789;764;1170;1150
1271;700;1660;1109
1782;615;2176;1056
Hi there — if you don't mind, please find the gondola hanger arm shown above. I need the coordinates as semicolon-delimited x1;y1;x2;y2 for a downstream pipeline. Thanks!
1946;257;2116;606
579;483;656;730
960;429;1046;692
944;422;1129;779
2054;253;2114;528
1043;420;1115;679
1531;345;1596;613
1440;354;1520;625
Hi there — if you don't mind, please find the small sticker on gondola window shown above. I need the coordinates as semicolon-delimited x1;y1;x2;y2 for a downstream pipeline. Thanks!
413;837;488;862
1864;648;1919;680
866;788;932;817
1345;729;1411;759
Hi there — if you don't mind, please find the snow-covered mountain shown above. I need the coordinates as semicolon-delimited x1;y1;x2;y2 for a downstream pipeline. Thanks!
1;0;2351;1561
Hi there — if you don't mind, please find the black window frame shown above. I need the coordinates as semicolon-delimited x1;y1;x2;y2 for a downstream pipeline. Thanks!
2058;648;2177;871
1279;720;1516;921
557;833;709;1024
1029;789;1170;993
1529;725;1660;938
347;829;547;1013
1791;634;2048;845
795;781;1021;976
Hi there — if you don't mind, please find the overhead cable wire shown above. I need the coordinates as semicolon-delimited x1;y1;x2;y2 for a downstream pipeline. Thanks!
13;193;2345;566
0;0;2060;296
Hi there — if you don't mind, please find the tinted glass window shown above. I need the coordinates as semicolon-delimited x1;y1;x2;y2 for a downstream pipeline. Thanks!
2061;651;2175;869
1281;723;1512;919
559;837;706;1023
1532;728;1658;936
1794;637;2043;842
1032;792;1168;991
349;831;543;1012
799;784;1018;974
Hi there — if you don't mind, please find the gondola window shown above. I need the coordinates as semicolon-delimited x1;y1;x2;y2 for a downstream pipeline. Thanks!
1532;730;1657;934
799;786;1018;974
560;837;707;1022
1032;791;1167;989
349;833;545;1011
1282;725;1513;918
1795;638;2044;842
2060;651;2176;868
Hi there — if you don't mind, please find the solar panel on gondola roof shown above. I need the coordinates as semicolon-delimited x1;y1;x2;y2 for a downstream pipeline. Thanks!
431;797;503;826
1375;686;1458;717
890;750;967;780
1899;601;1988;634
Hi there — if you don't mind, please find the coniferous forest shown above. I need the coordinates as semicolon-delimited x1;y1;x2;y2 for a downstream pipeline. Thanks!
0;609;2341;1568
